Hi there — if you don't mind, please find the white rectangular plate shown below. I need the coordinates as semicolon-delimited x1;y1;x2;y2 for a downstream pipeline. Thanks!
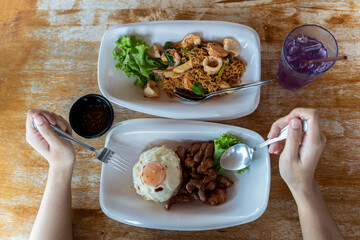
99;119;270;230
98;21;261;120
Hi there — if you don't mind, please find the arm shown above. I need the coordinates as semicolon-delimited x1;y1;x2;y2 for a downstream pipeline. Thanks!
268;108;343;240
293;180;342;240
26;109;75;240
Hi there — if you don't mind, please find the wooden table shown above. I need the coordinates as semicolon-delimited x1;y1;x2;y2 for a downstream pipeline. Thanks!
1;0;359;239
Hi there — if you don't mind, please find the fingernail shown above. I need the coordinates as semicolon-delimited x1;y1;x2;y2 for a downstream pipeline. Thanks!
34;115;44;126
291;119;301;129
268;145;274;153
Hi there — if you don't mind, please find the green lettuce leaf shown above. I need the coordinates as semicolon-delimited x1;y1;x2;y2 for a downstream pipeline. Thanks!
113;35;159;88
214;133;247;174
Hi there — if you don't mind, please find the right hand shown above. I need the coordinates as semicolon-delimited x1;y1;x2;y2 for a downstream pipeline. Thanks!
26;109;76;171
267;108;326;193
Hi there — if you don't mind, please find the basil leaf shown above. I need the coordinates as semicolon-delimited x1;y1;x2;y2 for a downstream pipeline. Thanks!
153;60;168;69
180;48;196;54
164;51;174;66
163;42;174;50
191;82;207;96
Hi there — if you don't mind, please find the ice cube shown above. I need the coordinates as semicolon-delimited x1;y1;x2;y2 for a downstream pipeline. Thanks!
288;45;299;54
286;55;299;63
303;43;322;52
296;34;308;43
318;47;327;56
298;61;308;69
311;62;328;74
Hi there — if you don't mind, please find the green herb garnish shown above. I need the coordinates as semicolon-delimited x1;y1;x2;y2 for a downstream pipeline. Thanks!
164;50;174;66
214;133;248;175
191;82;207;95
153;60;168;69
235;168;247;175
149;73;160;82
163;42;174;50
217;63;226;79
181;48;197;54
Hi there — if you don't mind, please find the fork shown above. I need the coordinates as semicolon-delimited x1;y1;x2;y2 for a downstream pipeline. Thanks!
32;122;131;173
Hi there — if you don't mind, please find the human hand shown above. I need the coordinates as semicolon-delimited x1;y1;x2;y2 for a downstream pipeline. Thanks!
267;108;326;193
26;109;75;171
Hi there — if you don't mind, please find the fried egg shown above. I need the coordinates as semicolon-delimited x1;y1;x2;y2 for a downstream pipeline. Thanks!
133;146;181;202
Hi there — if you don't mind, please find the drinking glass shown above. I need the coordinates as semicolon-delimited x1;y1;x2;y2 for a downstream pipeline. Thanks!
277;24;338;91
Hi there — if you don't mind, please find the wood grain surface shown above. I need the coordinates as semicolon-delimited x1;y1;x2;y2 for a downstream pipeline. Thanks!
1;0;359;239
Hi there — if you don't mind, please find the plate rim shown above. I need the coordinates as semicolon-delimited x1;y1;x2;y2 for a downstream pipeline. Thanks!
99;118;271;231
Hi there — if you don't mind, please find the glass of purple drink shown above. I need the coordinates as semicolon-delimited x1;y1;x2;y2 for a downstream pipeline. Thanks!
277;25;338;90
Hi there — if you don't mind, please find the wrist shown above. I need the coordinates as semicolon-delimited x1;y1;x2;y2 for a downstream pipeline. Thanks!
290;180;320;204
48;163;74;182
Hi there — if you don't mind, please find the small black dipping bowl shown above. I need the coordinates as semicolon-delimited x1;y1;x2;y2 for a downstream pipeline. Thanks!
69;94;114;139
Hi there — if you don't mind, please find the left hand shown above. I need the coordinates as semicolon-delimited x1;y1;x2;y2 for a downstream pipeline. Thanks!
26;109;76;170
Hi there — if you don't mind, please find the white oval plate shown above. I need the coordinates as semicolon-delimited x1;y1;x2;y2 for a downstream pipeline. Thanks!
98;21;261;120
99;119;270;231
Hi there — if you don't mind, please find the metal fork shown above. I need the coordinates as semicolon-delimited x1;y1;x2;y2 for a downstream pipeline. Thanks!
32;122;131;173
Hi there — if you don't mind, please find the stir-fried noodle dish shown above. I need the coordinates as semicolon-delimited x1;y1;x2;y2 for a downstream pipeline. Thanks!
113;34;247;98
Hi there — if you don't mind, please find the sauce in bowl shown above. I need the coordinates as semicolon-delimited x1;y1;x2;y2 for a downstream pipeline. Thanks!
82;105;110;134
69;94;114;138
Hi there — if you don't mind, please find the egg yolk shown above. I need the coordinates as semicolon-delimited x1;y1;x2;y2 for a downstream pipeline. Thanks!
141;161;166;187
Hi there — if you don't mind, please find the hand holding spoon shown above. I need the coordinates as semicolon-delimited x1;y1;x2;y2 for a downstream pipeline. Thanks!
220;119;308;171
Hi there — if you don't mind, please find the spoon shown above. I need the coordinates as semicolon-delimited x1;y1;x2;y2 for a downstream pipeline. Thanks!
220;119;308;171
174;79;272;102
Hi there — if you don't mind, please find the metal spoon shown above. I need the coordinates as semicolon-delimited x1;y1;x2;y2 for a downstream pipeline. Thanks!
220;119;308;171
174;79;272;102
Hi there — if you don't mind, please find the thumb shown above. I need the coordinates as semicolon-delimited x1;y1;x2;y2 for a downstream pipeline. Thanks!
34;115;62;145
283;118;303;159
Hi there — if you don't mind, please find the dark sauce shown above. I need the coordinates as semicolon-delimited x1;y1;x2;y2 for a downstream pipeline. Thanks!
155;187;163;192
81;105;110;134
